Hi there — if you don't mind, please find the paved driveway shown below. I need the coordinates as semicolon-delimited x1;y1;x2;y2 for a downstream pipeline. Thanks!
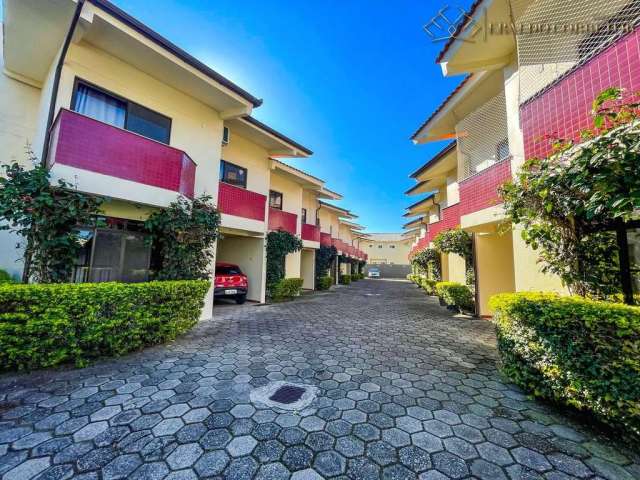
1;279;638;480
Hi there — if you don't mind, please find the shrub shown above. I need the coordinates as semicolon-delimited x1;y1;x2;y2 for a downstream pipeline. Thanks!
351;274;360;282
316;276;333;291
0;280;209;371
266;231;303;294
436;281;474;312
270;278;304;301
490;293;640;441
421;278;437;295
340;274;352;285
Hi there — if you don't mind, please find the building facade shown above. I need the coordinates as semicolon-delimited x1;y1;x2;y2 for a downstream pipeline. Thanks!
0;0;367;316
406;0;639;315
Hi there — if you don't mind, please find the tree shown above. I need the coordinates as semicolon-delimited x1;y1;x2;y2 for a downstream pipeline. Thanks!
411;248;441;281
0;155;102;283
145;195;220;280
500;87;640;300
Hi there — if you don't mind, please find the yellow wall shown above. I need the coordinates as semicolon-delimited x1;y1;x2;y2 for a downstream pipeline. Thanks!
511;227;566;294
474;231;516;316
319;209;341;237
216;234;266;303
361;238;412;265
441;252;466;283
302;191;319;226
301;249;315;289
0;26;42;167
269;171;303;228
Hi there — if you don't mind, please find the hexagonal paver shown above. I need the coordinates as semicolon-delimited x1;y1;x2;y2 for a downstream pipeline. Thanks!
166;443;203;470
194;450;229;477
226;435;257;457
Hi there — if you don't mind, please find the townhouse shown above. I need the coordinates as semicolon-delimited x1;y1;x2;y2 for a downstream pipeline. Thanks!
0;0;367;315
406;0;640;315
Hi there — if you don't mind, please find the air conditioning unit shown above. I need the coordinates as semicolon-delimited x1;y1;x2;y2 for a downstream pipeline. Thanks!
222;126;230;146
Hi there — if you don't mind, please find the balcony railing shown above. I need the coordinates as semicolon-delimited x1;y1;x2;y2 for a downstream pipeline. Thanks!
48;109;196;198
301;223;321;243
218;182;267;221
458;160;511;217
320;233;332;247
268;208;297;235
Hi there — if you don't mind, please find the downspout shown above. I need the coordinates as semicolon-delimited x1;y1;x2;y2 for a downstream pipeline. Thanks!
41;0;86;166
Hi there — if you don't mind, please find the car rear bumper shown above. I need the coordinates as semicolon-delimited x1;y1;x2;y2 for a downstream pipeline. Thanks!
214;287;247;297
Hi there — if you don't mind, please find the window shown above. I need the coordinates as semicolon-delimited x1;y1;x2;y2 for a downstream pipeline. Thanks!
216;265;243;275
269;190;283;210
301;208;307;224
496;138;510;161
378;245;383;249
390;245;396;249
220;160;247;188
369;244;373;248
73;81;171;144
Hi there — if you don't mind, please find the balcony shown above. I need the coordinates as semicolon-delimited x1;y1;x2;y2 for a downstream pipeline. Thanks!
268;208;297;235
459;160;511;217
302;223;321;243
320;233;332;247
426;204;461;243
218;182;267;222
48;109;196;203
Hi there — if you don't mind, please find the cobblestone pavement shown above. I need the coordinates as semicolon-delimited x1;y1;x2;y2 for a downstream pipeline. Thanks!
1;279;638;480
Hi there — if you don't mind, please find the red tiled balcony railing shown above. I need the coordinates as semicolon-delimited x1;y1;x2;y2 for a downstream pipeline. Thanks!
301;223;321;243
320;233;332;247
521;28;640;160
426;203;461;243
48;109;196;197
459;160;511;217
268;208;298;235
218;182;266;221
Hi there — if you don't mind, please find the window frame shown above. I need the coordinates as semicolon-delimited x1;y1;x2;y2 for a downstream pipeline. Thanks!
71;78;173;145
220;160;248;189
301;208;307;224
269;190;283;210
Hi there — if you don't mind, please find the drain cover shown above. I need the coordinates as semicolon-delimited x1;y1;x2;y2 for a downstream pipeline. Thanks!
250;381;318;411
269;385;306;404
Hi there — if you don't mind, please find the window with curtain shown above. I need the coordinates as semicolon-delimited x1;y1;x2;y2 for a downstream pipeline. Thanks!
73;82;171;144
220;160;247;188
269;190;283;210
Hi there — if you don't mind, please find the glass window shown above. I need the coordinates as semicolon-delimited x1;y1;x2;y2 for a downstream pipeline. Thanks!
74;83;126;128
220;160;247;188
378;245;383;249
73;81;171;144
216;265;243;275
269;190;283;210
127;103;171;144
496;138;510;161
301;208;307;224
390;245;396;249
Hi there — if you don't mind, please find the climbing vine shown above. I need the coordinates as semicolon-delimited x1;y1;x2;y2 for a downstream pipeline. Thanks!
315;245;337;280
411;248;441;281
433;228;474;285
266;230;302;291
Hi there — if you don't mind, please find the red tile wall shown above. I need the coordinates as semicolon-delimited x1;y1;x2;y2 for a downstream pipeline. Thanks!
217;181;266;221
320;233;332;247
302;223;321;242
426;203;461;243
521;28;640;159
268;208;298;234
52;109;195;198
459;160;511;217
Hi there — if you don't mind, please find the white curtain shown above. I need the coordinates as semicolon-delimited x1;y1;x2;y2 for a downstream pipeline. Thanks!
75;84;126;128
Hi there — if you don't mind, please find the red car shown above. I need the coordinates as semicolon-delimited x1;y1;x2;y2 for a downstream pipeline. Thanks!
214;262;248;304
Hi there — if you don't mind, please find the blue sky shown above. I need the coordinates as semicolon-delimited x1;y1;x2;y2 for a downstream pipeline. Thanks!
6;1;472;232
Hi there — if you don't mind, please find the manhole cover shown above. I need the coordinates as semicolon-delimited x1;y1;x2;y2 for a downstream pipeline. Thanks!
250;381;318;411
269;385;306;404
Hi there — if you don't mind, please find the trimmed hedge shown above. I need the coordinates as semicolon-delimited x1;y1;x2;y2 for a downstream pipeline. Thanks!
340;274;352;285
351;274;360;282
0;281;210;371
0;269;14;284
316;276;333;291
420;278;437;296
270;278;304;301
436;282;474;312
490;293;640;441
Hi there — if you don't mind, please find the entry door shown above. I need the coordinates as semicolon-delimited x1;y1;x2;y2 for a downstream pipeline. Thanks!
88;229;151;283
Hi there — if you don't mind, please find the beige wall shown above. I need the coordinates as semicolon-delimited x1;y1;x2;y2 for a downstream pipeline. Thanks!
319;209;341;237
269;171;302;233
361;238;411;265
301;249;315;289
216;234;266;303
302;191;319;226
474;231;516;316
441;252;466;284
0;30;42;167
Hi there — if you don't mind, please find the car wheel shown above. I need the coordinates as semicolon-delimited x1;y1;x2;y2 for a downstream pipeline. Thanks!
236;294;247;305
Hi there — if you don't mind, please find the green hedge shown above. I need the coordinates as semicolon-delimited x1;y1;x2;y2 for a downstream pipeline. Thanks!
340;274;352;285
490;293;640;441
420;278;437;295
436;281;474;312
0;269;15;284
351;274;360;282
316;276;333;291
0;281;210;371
270;278;304;301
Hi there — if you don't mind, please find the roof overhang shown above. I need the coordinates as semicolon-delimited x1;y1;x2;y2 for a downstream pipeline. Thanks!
2;0;260;117
436;0;517;77
405;195;436;217
403;217;426;229
318;187;342;201
411;70;503;144
270;160;323;190
408;145;458;196
402;228;421;238
226;117;311;157
319;201;356;219
340;219;365;230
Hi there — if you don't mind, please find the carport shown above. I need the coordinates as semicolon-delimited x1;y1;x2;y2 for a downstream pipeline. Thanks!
216;230;266;303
